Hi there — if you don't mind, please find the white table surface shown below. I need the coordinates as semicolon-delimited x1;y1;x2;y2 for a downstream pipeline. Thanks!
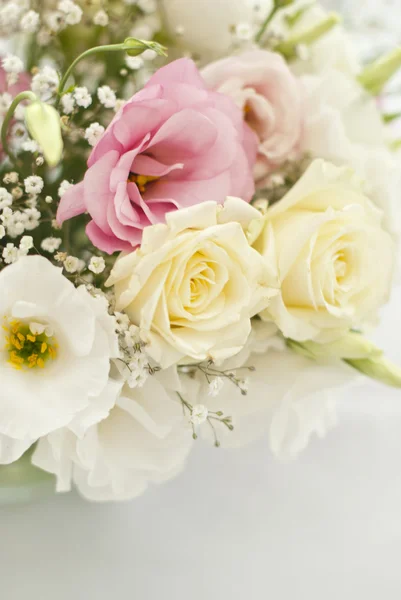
1;285;401;599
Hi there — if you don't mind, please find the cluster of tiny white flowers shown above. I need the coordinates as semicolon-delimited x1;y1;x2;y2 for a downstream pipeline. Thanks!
0;2;23;34
113;313;151;389
31;66;59;100
61;93;75;115
24;176;44;195
2;235;33;264
58;0;83;26
84;122;105;146
88;256;106;274
208;377;225;397
1;54;24;85
58;180;72;198
41;237;62;253
125;56;144;70
93;9;109;27
20;10;40;33
64;255;83;273
74;86;92;109
97;85;117;109
190;405;209;426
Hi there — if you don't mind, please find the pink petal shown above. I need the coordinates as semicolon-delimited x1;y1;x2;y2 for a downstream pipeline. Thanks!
86;221;134;254
84;150;120;235
57;181;85;225
145;58;206;90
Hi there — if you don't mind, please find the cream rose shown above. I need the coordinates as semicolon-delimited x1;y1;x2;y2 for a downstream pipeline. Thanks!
107;198;278;368
253;159;394;342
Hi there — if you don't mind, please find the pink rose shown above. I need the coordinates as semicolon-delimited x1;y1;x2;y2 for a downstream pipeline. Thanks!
57;58;257;254
202;50;303;183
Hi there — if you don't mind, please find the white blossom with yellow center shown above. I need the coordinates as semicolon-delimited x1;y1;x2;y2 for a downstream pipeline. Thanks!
0;256;121;464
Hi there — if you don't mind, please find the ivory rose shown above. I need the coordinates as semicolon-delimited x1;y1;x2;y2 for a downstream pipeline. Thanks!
253;159;394;342
106;198;278;368
57;58;257;254
202;50;303;182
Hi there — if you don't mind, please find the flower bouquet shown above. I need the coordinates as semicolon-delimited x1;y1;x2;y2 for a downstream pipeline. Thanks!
0;0;401;502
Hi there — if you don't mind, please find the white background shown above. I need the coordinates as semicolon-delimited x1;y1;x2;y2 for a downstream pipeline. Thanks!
1;284;401;599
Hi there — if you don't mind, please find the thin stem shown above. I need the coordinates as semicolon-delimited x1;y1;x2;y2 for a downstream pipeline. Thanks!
1;91;37;166
55;43;127;107
255;5;279;44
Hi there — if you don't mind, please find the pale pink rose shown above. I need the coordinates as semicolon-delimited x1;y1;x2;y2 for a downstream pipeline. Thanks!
57;58;257;254
202;50;303;183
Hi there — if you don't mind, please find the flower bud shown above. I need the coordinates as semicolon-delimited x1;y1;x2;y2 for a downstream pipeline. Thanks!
276;12;341;58
122;38;167;57
345;356;401;388
291;332;382;361
358;47;401;95
25;101;63;167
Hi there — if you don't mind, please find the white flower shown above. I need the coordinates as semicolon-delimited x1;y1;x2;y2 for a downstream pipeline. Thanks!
21;140;39;153
2;54;23;75
3;172;18;185
190;404;209;425
58;180;72;197
88;256;106;274
0;188;12;209
0;256;120;465
2;243;18;264
74;86;92;108
208;377;224;397
24;175;43;195
61;93;75;115
300;68;401;235
107;198;278;368
114;312;130;333
125;353;149;388
23;208;41;231
31;66;59;100
125;56;144;70
0;2;22;30
0;225;5;239
32;375;193;501
161;0;271;59
97;85;117;109
64;255;80;273
20;10;40;32
58;0;83;25
41;237;62;253
19;236;33;253
93;9;109;26
254;159;394;342
84;122;105;147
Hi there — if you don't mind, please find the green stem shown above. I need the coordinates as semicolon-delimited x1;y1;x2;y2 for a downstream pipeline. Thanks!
55;43;127;107
1;91;37;165
255;5;279;44
55;38;167;109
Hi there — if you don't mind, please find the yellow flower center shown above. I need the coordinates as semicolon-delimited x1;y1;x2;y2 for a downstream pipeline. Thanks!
128;173;159;194
3;318;58;370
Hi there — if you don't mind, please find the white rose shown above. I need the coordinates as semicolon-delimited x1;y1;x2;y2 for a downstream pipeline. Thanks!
301;68;401;235
107;199;278;368
32;374;193;501
253;159;394;342
160;0;272;60
0;256;120;464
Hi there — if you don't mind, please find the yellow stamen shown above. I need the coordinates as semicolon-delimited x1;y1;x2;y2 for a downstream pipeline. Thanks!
128;173;159;194
2;317;58;371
